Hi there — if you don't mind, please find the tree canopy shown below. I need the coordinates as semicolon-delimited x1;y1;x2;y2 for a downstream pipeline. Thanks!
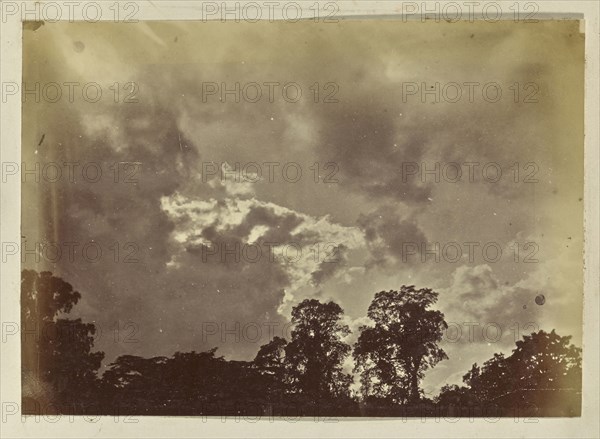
285;299;353;400
353;287;448;403
21;270;103;407
21;271;582;417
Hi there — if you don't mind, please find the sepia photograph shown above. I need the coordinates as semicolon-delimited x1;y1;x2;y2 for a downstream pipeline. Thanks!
1;1;599;437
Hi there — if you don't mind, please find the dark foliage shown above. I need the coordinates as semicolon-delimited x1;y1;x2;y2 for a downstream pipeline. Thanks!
21;271;582;417
353;287;447;403
21;270;104;410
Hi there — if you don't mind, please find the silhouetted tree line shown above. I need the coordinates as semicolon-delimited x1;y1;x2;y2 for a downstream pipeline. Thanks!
21;270;582;417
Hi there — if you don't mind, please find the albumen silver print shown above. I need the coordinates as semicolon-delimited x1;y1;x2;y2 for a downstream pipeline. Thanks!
1;2;598;438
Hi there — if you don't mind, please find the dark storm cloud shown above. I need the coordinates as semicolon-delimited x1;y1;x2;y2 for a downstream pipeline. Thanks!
19;37;301;361
31;111;213;360
311;244;349;286
357;205;427;269
311;98;433;203
21;21;584;390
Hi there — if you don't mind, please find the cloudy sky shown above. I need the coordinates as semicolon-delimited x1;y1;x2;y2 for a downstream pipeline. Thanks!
22;20;584;394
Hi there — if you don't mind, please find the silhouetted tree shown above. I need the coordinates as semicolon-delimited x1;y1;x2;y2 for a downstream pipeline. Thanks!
21;270;104;408
165;349;225;400
462;353;512;402
254;336;288;399
464;330;582;402
511;330;582;390
433;384;480;417
435;384;472;405
22;268;583;417
101;349;235;413
102;355;168;397
21;270;82;323
354;287;447;404
285;299;353;400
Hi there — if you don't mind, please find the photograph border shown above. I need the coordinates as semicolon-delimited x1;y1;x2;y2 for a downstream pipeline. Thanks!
1;1;598;437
